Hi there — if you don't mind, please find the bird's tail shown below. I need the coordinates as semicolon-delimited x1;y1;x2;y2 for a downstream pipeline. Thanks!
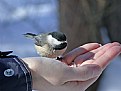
23;33;37;39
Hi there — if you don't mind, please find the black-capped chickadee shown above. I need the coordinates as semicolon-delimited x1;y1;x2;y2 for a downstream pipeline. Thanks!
24;31;67;58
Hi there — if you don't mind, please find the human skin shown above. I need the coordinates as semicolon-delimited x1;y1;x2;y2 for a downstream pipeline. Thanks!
23;42;121;91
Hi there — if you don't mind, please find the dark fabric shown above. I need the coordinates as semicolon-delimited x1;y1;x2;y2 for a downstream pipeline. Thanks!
0;51;32;91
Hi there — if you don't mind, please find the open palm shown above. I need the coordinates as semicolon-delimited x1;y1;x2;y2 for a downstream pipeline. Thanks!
23;42;121;91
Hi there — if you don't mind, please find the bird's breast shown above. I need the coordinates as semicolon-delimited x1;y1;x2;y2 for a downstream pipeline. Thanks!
34;44;67;58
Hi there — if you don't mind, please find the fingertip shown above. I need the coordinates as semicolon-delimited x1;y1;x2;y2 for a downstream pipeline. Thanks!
81;43;101;48
111;42;121;46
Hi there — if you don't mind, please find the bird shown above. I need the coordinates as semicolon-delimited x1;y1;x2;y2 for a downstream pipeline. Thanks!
24;31;67;58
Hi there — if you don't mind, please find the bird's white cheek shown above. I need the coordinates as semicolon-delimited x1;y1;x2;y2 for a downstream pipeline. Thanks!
47;35;62;46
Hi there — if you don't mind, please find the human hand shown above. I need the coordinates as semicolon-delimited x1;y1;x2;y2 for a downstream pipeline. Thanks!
23;42;121;91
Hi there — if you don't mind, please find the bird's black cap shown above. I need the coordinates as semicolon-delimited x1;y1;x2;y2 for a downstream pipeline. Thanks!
48;32;67;41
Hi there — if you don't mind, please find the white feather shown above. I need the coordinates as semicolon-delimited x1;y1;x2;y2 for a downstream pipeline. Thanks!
47;35;66;46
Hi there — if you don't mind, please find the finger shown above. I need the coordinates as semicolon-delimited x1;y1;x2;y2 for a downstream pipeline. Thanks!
93;45;121;69
81;44;121;66
74;52;95;65
93;42;120;60
74;47;101;65
74;42;120;65
64;64;102;82
63;43;101;64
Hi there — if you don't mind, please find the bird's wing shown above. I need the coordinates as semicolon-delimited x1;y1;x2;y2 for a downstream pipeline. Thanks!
34;34;48;46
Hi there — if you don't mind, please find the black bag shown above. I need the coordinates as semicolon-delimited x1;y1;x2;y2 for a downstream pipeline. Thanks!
0;51;32;91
